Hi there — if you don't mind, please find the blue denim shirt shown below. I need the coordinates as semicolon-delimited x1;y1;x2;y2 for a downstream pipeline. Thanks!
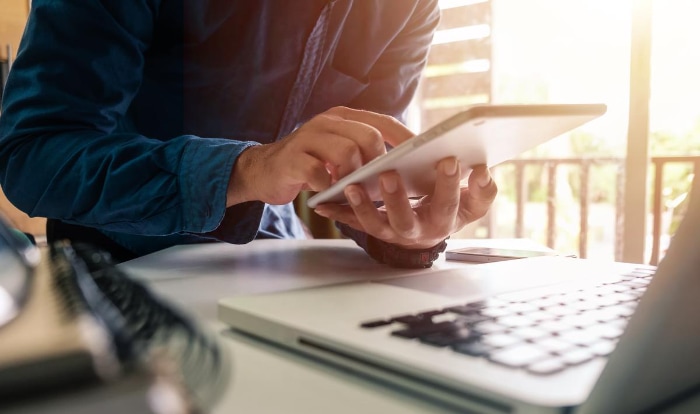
0;0;439;257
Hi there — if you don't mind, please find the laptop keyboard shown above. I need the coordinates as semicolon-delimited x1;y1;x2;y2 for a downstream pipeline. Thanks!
359;267;655;376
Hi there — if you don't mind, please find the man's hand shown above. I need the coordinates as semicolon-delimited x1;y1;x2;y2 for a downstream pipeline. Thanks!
226;106;413;206
313;159;498;250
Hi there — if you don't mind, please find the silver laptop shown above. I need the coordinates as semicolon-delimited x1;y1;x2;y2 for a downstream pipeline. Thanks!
219;178;700;414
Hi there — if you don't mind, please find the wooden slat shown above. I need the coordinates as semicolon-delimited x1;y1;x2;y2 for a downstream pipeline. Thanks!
615;162;625;262
438;2;491;30
650;160;664;265
579;162;590;259
421;71;491;100
515;162;526;238
428;38;491;65
546;163;557;249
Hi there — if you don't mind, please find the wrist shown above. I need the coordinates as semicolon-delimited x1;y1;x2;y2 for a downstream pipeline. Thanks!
367;237;449;269
227;145;260;207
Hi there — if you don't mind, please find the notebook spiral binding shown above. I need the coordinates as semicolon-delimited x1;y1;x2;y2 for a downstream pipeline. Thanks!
49;241;231;413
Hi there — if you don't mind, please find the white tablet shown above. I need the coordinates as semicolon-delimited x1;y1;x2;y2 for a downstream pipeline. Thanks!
306;103;607;208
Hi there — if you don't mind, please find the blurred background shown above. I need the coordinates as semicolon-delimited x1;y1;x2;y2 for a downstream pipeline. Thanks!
412;0;699;265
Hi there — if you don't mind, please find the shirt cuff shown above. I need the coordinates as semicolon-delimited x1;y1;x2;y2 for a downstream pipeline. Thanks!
179;137;261;236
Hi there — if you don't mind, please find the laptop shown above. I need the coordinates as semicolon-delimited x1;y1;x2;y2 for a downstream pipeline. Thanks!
219;177;700;413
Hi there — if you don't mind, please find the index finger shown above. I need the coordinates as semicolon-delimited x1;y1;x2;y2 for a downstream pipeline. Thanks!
325;106;415;148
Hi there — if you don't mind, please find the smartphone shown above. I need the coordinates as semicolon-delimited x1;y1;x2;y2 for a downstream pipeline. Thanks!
445;247;577;263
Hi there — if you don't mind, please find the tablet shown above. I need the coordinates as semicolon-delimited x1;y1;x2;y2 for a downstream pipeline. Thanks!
306;103;607;208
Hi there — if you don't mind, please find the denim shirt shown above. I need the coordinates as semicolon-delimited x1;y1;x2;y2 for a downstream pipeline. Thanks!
0;0;439;257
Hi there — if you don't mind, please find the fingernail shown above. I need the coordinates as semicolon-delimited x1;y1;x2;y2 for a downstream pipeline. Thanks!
381;175;398;194
477;171;492;188
444;158;458;176
345;187;362;206
314;207;329;217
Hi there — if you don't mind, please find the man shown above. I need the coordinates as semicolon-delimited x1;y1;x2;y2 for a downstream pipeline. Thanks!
0;0;497;267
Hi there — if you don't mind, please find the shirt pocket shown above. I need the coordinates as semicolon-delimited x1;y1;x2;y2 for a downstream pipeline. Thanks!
303;63;370;118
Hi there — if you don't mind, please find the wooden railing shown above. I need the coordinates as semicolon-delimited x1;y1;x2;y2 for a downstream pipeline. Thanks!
648;156;700;265
485;155;700;264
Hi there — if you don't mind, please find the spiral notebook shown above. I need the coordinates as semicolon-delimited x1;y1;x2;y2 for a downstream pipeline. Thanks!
0;231;229;411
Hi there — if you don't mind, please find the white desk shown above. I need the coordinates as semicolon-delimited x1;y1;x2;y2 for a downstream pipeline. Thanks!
120;238;553;414
121;239;700;414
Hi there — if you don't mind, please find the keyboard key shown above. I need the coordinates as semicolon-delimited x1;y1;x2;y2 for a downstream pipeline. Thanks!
479;307;514;318
589;322;624;335
558;314;602;329
618;280;650;289
625;290;645;301
593;325;624;340
535;337;577;354
523;311;559;322
527;358;567;375
453;339;494;357
488;344;551;368
446;307;485;318
609;304;636;317
417;309;446;318
590;340;616;357
583;309;625;323
538;320;578;334
586;296;624;308
558;330;601;346
471;321;509;335
420;328;476;347
546;306;579;317
360;319;393;328
454;313;493;325
570;301;601;312
560;348;595;366
481;333;522;348
391;321;457;339
497;315;536;329
567;291;604;302
612;284;635;294
529;296;566;309
505;302;540;314
510;326;550;341
391;314;431;325
593;285;626;296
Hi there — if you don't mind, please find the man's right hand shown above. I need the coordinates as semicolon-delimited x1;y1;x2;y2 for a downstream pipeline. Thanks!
226;106;414;206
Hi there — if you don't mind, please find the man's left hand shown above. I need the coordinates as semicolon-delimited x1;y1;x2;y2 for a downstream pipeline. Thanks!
313;158;497;249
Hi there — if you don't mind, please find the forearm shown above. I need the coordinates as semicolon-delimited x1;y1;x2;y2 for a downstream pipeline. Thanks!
0;0;263;238
0;129;259;236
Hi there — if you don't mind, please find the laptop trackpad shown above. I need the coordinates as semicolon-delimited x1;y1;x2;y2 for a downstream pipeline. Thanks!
378;258;584;299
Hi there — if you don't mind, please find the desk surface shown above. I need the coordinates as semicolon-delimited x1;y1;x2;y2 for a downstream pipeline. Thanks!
120;238;548;414
120;239;700;414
